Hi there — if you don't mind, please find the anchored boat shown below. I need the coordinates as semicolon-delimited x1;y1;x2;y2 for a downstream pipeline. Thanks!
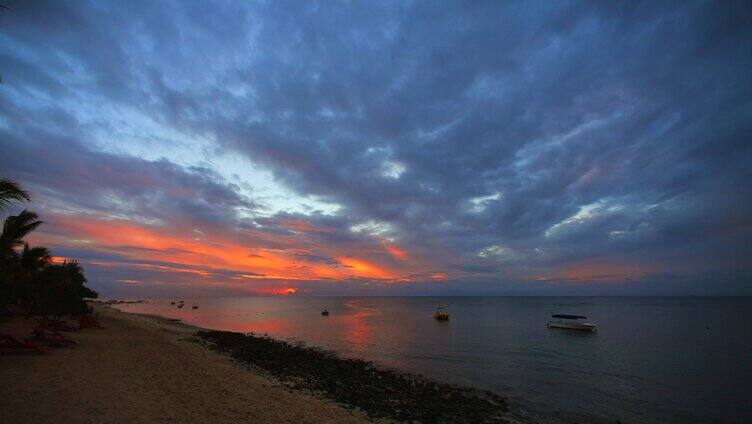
547;314;596;332
434;307;450;321
321;307;330;316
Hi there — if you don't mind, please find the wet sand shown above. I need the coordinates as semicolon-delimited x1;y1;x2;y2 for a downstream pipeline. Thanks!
0;305;368;424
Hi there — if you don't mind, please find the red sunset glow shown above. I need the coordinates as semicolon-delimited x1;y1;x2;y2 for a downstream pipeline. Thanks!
535;260;659;282
27;213;440;292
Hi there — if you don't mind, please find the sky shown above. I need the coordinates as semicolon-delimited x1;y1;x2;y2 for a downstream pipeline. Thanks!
0;0;750;297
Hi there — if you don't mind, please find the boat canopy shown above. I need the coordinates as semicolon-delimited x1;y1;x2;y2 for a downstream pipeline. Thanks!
551;314;587;319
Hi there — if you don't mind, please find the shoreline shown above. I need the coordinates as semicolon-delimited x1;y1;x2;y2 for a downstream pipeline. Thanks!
1;304;530;423
194;330;511;423
0;305;371;424
124;305;526;423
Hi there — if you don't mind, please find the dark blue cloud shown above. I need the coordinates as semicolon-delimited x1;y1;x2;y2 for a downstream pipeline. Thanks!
1;0;750;295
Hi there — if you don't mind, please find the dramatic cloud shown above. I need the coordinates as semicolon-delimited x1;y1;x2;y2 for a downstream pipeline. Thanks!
1;0;750;296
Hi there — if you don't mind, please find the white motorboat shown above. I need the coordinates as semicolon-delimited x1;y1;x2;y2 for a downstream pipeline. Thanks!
547;314;597;332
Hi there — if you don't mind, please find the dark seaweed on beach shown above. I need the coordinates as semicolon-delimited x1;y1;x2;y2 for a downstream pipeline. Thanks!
194;330;509;423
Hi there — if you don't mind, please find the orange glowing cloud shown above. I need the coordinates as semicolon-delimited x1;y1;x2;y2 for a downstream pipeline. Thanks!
337;256;395;279
281;218;321;233
385;244;408;260
272;287;298;295
29;213;432;289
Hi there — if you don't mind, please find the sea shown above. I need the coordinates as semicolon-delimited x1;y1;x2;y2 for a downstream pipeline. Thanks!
114;296;751;423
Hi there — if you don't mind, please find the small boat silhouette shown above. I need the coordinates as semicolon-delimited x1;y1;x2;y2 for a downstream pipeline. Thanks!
434;307;450;321
321;307;330;316
546;314;596;332
192;303;199;310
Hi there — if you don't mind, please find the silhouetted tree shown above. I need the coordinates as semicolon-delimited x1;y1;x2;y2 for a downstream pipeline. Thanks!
0;178;31;211
0;210;43;254
0;178;97;314
20;243;51;274
31;260;97;315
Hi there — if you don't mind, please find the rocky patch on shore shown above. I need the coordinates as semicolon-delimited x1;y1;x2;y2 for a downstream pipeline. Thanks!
195;330;510;423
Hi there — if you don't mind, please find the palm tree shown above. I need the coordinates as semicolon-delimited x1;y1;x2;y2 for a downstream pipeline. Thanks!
20;243;51;273
0;210;43;254
34;259;97;314
0;178;98;313
0;178;31;211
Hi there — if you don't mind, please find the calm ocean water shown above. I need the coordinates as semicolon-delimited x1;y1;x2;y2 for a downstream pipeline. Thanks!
115;297;751;423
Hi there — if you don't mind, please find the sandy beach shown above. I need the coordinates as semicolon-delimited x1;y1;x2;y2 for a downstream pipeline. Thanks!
0;305;368;424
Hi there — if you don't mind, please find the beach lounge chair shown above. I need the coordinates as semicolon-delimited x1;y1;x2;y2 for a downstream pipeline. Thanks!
27;325;77;348
38;316;78;333
0;305;12;317
79;314;105;329
0;333;48;355
8;305;32;318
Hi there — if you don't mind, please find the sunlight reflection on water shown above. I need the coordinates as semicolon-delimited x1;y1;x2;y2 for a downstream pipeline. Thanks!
115;296;752;423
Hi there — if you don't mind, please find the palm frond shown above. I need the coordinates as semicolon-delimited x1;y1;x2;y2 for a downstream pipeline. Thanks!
0;209;43;252
20;242;52;272
0;178;31;210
